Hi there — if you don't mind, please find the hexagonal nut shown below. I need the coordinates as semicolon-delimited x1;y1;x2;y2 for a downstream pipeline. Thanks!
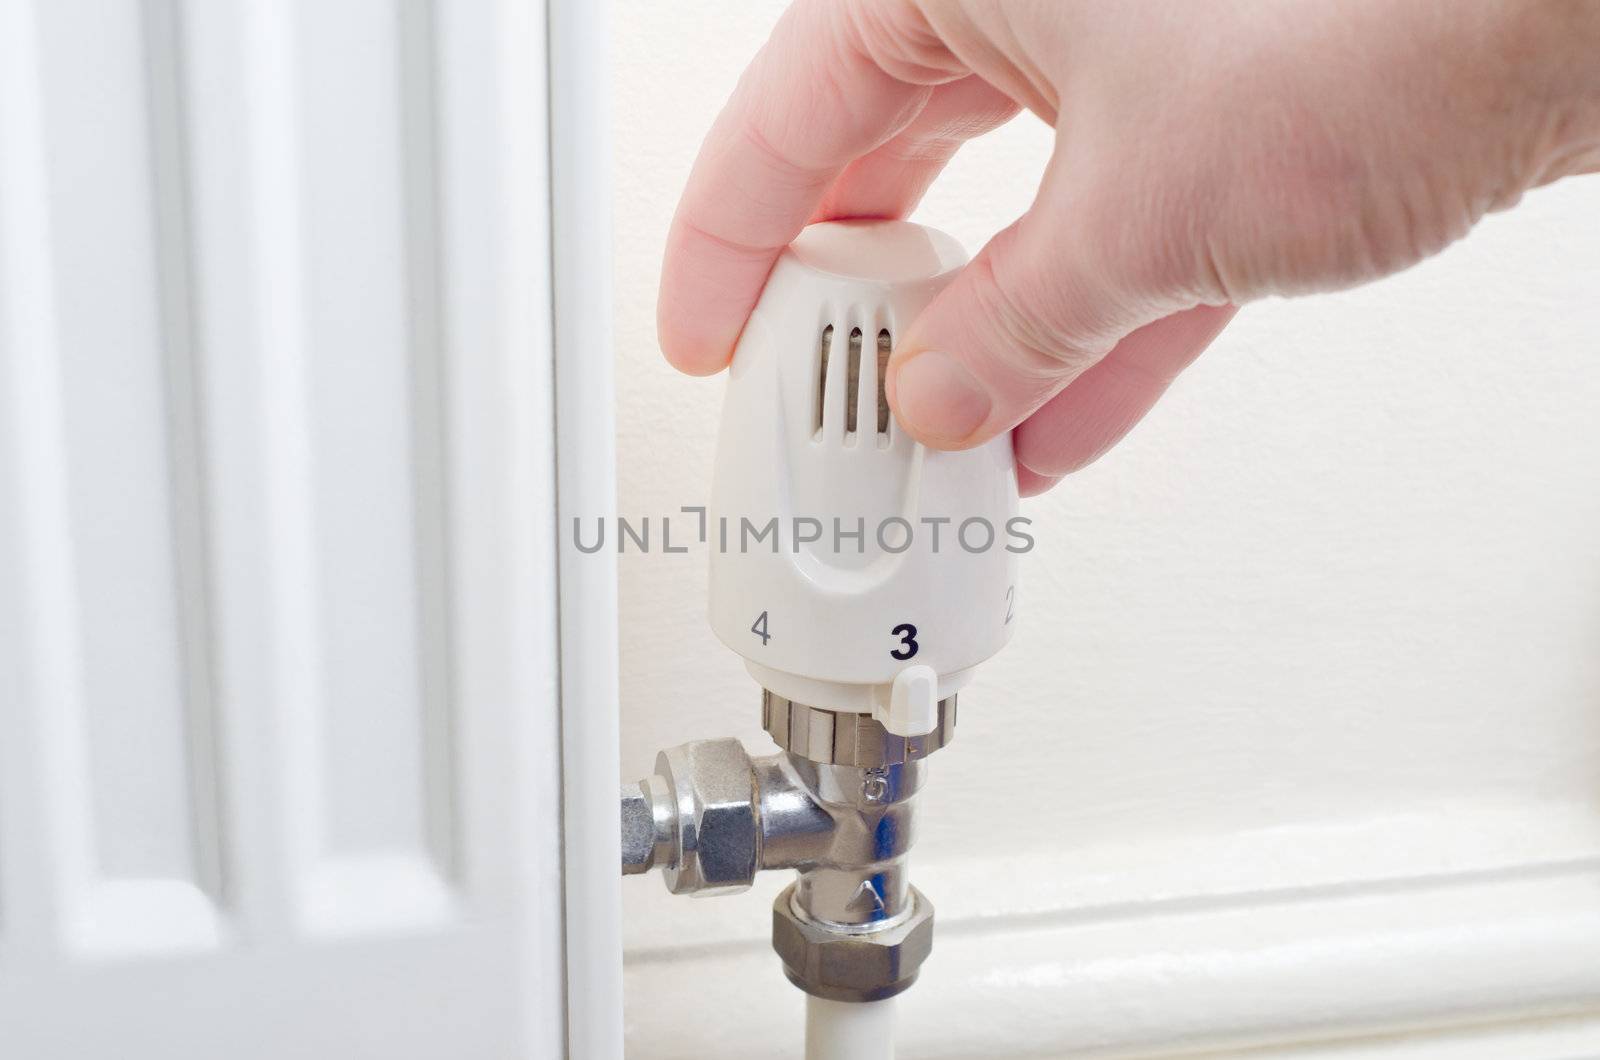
620;780;656;874
656;738;758;895
771;883;934;1002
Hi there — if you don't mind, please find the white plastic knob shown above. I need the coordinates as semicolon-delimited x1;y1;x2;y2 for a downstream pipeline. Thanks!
881;664;939;737
707;220;1020;715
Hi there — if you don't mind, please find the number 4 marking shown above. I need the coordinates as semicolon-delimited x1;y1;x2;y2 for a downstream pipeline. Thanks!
751;611;770;645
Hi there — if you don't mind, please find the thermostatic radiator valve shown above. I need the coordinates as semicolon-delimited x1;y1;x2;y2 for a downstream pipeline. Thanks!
622;221;1021;1025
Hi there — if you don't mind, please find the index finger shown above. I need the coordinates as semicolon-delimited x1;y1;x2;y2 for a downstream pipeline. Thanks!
657;0;954;375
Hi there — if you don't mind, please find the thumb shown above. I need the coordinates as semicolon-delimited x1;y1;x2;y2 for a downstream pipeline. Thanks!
887;170;1183;450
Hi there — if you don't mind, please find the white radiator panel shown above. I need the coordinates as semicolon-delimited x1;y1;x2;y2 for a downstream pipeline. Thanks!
22;0;224;960
0;0;577;1055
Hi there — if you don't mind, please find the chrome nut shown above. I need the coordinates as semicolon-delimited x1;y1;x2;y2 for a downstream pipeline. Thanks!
620;780;656;874
771;883;935;1002
656;738;759;895
621;773;679;875
764;692;956;767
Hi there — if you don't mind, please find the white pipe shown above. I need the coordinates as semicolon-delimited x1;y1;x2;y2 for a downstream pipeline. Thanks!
548;0;623;1056
806;996;897;1060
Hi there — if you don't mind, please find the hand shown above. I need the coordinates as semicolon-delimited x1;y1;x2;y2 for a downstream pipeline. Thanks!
657;0;1600;495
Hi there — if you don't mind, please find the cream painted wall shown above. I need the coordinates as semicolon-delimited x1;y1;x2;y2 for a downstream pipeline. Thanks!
614;3;1600;1056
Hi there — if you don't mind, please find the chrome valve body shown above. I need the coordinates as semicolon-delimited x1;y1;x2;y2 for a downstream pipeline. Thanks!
620;695;956;1001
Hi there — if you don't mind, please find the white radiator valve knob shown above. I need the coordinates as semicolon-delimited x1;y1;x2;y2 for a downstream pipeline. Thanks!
708;220;1020;718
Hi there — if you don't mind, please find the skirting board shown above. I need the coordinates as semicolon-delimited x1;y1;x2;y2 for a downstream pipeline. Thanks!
624;803;1600;1058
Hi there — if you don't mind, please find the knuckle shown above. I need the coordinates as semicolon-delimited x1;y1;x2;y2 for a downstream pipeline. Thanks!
840;0;963;85
970;245;1109;380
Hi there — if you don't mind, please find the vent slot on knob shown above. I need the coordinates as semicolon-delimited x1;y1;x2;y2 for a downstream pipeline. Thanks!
813;323;894;443
845;327;863;436
876;329;891;436
814;324;833;436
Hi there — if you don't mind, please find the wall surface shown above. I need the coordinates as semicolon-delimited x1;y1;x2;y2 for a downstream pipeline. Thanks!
614;3;1600;1058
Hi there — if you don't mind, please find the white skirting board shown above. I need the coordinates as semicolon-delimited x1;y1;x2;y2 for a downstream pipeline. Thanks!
624;803;1600;1057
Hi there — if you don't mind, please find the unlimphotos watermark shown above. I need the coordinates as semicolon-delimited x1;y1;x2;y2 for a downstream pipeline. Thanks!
571;506;1034;555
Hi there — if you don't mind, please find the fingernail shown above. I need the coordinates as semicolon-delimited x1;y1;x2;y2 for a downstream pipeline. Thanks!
892;350;992;445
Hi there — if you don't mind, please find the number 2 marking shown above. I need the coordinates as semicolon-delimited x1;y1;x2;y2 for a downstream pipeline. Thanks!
751;610;770;645
890;623;918;660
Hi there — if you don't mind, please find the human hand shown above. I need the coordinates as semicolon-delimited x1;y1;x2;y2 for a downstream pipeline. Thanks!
657;1;1600;494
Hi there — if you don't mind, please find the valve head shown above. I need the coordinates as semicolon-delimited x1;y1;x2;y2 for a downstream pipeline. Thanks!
707;220;1020;719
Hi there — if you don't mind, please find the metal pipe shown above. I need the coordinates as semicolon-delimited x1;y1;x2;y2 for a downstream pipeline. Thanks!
621;698;952;1055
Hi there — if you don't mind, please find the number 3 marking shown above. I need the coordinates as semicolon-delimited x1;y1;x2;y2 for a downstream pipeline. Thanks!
890;623;918;660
